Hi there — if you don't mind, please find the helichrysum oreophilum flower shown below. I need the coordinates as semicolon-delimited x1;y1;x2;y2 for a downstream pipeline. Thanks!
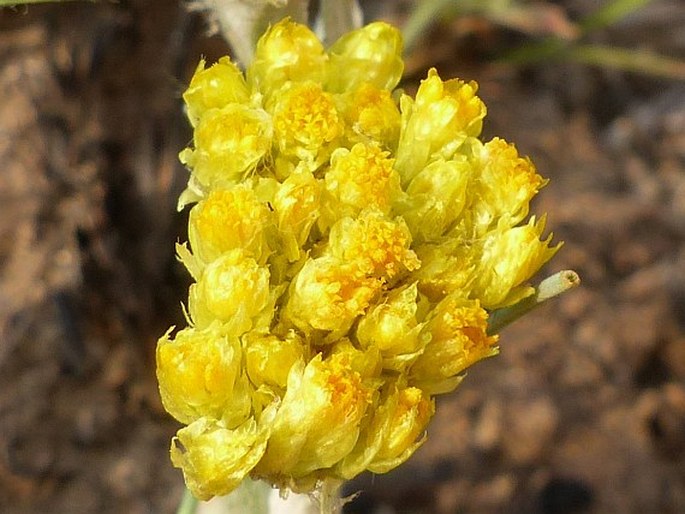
157;18;560;501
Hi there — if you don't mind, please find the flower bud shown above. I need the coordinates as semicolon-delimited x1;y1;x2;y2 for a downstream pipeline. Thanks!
397;156;471;243
339;83;401;148
395;68;486;184
272;168;322;261
356;283;426;371
473;216;561;308
320;142;400;229
326;21;403;93
244;331;305;390
248;18;327;96
183;57;249;127
468;137;547;235
337;383;434;478
413;240;474;301
270;81;343;166
327;209;420;280
285;256;381;333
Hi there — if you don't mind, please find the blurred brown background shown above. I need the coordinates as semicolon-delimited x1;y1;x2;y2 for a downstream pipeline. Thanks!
1;1;684;513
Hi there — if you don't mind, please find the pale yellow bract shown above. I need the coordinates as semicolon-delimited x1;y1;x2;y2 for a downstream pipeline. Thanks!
157;17;560;501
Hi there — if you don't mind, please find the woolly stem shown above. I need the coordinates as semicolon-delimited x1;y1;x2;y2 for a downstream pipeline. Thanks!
316;479;343;514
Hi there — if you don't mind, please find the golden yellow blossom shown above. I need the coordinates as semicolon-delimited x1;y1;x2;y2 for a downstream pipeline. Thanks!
410;294;499;394
320;142;401;228
188;249;271;334
356;283;426;371
327;209;420;280
412;239;475;301
156;323;250;426
473;216;560;308
467;137;547;235
395;69;486;184
271;81;344;166
248;18;327;95
272;168;321;261
171;406;277;501
188;185;271;265
158;17;563;501
337;382;433;478
365;385;434;473
244;331;304;390
254;349;374;481
285;256;382;333
397;155;472;243
179;104;272;192
340;83;401;148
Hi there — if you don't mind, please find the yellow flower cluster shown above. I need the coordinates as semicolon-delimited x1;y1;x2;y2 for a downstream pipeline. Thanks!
157;18;560;500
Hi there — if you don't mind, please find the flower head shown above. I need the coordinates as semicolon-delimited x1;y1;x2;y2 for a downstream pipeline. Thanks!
271;81;343;165
159;17;561;500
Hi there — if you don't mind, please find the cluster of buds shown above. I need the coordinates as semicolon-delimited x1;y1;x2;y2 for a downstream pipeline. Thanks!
156;18;559;501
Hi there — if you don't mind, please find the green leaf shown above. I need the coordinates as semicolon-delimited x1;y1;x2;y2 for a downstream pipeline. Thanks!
580;0;655;33
487;270;580;335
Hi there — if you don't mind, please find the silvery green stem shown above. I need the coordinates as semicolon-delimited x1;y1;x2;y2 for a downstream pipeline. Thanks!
177;487;199;514
315;0;363;46
190;0;309;65
192;0;364;66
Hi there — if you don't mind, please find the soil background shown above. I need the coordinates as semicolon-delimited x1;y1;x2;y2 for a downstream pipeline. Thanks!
1;1;684;513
